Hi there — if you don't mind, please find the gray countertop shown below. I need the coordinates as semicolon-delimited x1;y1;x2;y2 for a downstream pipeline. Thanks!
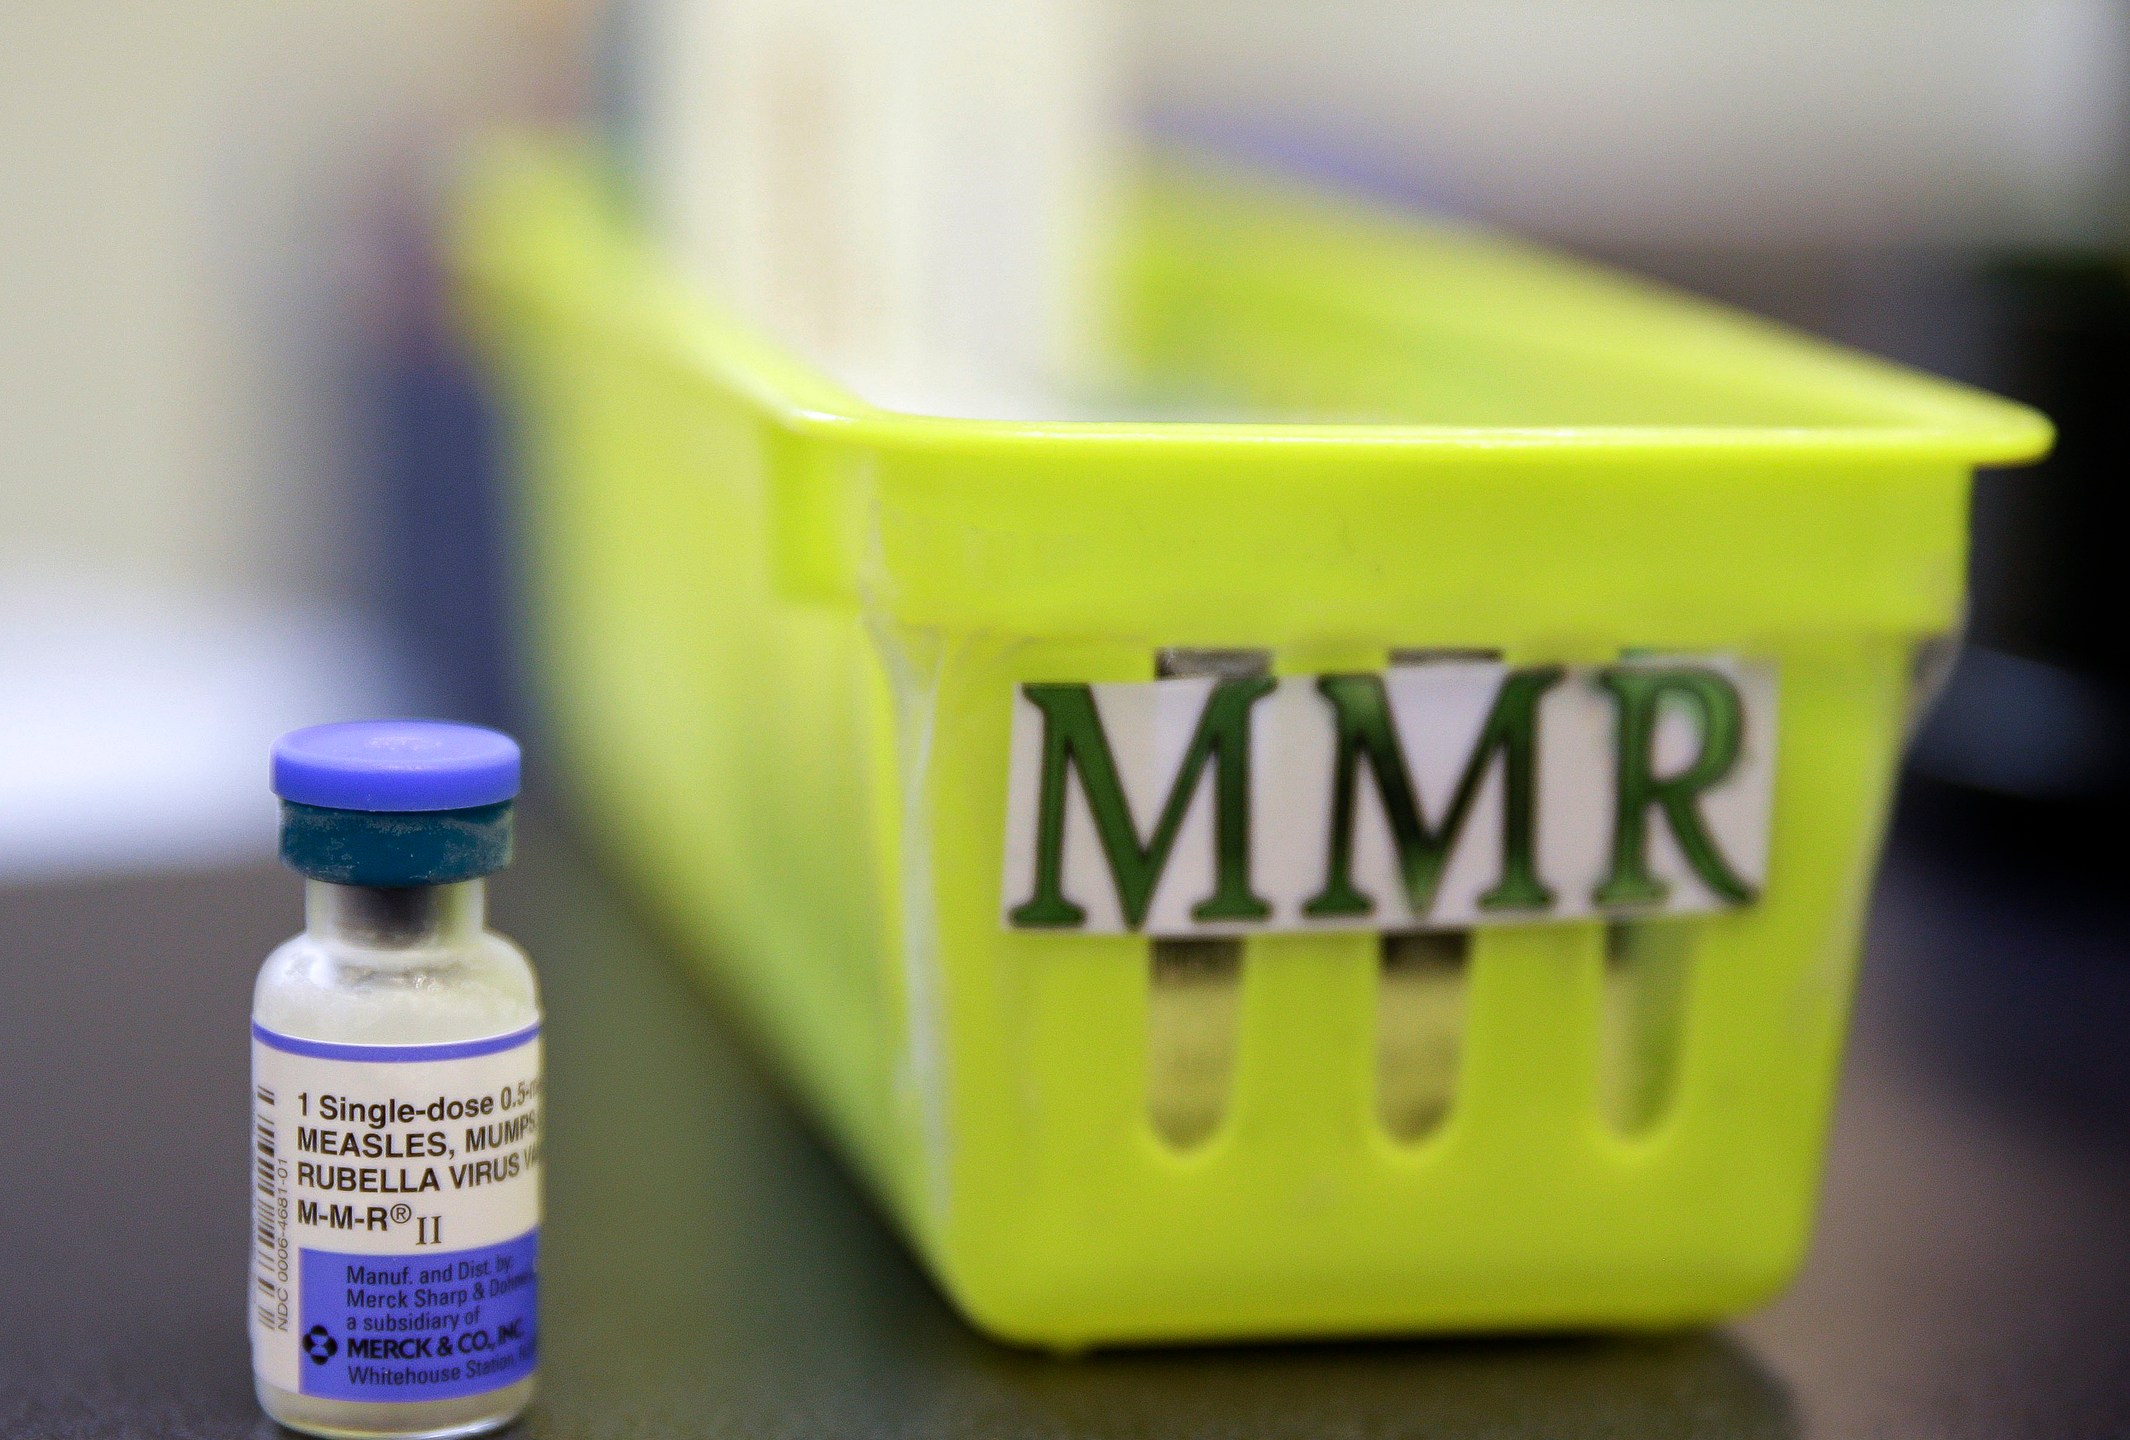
5;803;2126;1438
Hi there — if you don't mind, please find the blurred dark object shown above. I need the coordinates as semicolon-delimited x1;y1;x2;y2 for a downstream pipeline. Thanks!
1904;257;2130;880
1887;781;2130;1138
1967;257;2130;685
365;207;521;730
1884;258;2130;1131
1908;645;2124;819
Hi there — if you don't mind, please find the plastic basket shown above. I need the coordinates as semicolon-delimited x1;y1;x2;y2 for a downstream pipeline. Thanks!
457;143;2049;1347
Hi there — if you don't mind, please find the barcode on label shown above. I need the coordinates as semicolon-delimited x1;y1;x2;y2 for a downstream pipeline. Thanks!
253;1089;285;1332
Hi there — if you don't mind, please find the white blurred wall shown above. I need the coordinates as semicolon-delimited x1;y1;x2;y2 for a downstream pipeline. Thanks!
0;1;588;878
0;0;583;607
1143;0;2130;246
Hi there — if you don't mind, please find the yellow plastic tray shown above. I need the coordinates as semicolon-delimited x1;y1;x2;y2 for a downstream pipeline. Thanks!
457;142;2048;1347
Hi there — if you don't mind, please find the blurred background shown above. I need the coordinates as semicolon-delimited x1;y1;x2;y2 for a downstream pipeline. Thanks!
2;0;2125;1062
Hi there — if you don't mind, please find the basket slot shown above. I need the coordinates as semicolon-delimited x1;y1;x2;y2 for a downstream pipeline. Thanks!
1146;939;1243;1149
1375;930;1469;1143
1366;648;1496;1144
1144;648;1271;1150
1595;643;1711;1139
1599;919;1699;1137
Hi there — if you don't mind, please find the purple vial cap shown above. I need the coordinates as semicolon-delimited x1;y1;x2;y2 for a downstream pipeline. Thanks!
272;721;521;813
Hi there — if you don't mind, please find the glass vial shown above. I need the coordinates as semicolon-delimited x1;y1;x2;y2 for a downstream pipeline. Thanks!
251;722;540;1439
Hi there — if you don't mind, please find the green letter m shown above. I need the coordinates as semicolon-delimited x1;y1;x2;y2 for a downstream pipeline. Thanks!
1304;667;1564;921
1009;678;1276;930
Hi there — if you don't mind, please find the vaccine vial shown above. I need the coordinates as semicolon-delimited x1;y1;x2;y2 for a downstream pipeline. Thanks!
250;721;540;1439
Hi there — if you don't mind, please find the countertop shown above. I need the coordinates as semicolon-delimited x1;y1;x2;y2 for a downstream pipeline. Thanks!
4;796;2126;1438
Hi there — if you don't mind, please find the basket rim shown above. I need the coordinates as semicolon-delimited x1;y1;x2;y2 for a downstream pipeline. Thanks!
455;137;2053;469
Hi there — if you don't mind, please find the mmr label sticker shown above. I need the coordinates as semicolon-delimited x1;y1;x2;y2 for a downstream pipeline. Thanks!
1002;657;1775;935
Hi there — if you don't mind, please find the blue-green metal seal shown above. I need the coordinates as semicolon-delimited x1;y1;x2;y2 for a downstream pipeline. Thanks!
279;800;515;887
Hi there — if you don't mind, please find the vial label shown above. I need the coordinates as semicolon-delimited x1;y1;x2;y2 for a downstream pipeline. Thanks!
250;1023;541;1404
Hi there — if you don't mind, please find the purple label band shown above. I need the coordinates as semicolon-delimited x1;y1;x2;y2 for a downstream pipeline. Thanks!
254;1022;540;1064
300;1229;537;1402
